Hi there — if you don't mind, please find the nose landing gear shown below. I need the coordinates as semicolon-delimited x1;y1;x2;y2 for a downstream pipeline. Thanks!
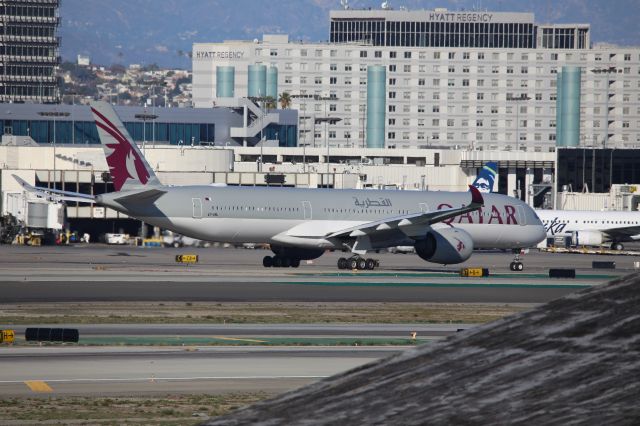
509;250;524;271
337;256;379;270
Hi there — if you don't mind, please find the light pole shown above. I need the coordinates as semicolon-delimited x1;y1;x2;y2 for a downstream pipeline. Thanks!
135;112;158;156
506;94;530;151
314;95;340;176
291;94;314;173
38;110;70;191
590;66;620;149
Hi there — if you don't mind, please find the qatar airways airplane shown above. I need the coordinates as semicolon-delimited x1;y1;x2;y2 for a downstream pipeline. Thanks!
15;102;545;271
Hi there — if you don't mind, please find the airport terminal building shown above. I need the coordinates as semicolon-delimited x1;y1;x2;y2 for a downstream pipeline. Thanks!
193;8;640;152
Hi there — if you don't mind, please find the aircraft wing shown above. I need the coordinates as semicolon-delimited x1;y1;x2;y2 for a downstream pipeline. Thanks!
602;226;640;240
13;174;95;203
326;185;484;239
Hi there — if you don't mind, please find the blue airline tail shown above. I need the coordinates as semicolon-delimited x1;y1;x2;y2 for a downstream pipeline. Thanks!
471;162;498;193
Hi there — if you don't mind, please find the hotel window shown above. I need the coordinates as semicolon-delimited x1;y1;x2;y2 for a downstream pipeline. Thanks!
301;49;307;57
345;78;351;85
463;66;470;73
315;50;322;57
448;79;455;87
432;119;439;126
389;78;396;85
447;119;454;127
492;79;499;87
462;79;469;87
389;65;396;72
345;65;352;71
403;118;410;126
330;77;337;84
284;76;292;84
448;66;455;73
478;79;484;87
315;77;322;84
418;119;425;127
434;52;440;59
390;51;397;58
624;54;631;61
403;65;411;72
403;92;411;99
448;52;455;59
388;132;396;139
360;51;367;58
329;131;336;138
433;92;440;100
388;105;396;112
285;63;292;70
330;49;337;57
492;66;499;74
521;54;529;61
375;51;382;58
403;105;410;113
418;133;425;140
404;52;411;59
359;65;366;71
418;105;425;113
463;52;470;60
507;66;514;74
389;91;396;99
491;106;498;114
477;93;484;100
330;63;337;71
270;49;277;56
521;66;528;74
330;104;336;112
478;53;485;60
418;78;425;86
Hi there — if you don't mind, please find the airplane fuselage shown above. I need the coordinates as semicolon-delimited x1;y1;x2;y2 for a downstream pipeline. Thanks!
98;186;545;251
537;209;640;241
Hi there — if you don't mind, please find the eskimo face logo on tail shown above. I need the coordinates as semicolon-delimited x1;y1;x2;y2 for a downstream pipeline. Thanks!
91;107;149;191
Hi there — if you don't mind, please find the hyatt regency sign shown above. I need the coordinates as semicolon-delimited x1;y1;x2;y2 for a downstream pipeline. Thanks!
194;51;245;60
428;12;493;22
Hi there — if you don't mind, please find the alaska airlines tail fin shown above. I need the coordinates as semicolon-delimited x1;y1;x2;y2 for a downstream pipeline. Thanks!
90;101;160;192
471;162;497;193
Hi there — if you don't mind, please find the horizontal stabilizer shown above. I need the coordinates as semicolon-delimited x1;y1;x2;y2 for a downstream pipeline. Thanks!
113;188;168;204
13;174;95;203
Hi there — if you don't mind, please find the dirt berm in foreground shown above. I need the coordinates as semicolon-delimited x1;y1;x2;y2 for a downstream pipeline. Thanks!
205;273;640;425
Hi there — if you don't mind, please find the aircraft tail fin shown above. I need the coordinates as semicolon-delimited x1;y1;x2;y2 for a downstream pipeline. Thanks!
471;162;498;193
89;101;160;192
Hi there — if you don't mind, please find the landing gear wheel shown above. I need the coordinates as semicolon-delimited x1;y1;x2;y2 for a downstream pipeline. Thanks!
509;261;524;271
263;256;273;268
273;256;283;268
612;242;624;251
337;257;348;270
290;258;300;268
282;257;292;268
349;259;358;270
357;258;367;270
365;258;376;270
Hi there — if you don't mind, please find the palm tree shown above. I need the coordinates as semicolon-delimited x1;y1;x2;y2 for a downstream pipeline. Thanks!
279;92;291;109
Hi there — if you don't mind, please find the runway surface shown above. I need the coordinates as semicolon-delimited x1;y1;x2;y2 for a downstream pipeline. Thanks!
0;244;632;399
0;245;627;303
0;346;397;396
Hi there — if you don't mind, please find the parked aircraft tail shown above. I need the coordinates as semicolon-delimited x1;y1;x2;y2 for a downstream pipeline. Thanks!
471;162;497;193
89;101;160;191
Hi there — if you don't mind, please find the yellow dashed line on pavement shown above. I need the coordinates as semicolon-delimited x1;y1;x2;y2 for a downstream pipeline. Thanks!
24;380;53;393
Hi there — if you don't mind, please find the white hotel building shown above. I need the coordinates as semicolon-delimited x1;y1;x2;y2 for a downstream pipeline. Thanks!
193;8;640;152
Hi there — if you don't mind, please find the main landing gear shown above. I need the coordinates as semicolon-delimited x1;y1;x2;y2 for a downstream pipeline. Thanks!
611;242;624;251
337;256;379;270
509;249;524;272
263;255;301;268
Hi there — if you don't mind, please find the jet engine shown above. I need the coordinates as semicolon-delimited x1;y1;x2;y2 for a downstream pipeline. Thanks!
571;231;605;246
414;228;474;265
271;246;325;260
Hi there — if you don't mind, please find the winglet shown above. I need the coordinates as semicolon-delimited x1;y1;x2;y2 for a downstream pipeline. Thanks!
468;184;484;206
12;174;34;191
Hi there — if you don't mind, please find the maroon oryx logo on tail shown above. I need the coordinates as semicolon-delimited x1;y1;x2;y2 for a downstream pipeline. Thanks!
91;107;150;191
